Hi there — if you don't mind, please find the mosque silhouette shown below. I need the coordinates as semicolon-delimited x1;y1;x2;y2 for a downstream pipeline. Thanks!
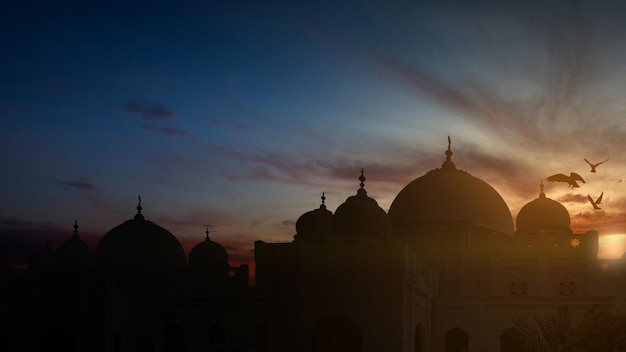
2;140;624;352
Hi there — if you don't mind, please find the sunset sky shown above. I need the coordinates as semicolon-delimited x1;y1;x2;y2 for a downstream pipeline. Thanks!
2;0;626;269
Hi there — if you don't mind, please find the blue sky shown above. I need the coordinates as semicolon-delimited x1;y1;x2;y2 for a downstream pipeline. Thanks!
3;0;626;269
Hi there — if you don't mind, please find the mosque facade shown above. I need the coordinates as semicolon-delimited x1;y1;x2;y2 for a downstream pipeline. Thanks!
1;141;624;352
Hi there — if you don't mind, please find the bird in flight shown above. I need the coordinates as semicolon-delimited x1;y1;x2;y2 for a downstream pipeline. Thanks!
584;158;608;173
546;172;586;188
588;192;603;210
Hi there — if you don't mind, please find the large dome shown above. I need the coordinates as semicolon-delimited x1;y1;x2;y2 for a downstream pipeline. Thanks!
96;200;186;275
334;170;391;238
389;141;513;236
516;184;571;235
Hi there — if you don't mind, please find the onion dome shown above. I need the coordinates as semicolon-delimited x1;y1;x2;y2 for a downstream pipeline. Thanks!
294;193;334;241
516;181;572;235
333;169;391;238
188;228;230;277
389;137;514;236
55;220;97;273
96;197;186;275
28;237;56;273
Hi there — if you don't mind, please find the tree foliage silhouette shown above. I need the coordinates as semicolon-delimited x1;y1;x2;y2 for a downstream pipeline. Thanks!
503;307;626;352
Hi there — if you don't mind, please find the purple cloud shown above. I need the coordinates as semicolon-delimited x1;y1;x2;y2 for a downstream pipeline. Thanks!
55;176;96;191
124;98;176;121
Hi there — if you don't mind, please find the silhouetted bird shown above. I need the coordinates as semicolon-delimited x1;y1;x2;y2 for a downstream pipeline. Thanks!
546;172;585;188
584;158;608;173
588;192;603;210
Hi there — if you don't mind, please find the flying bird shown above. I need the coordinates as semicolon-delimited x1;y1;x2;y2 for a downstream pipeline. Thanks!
546;172;586;188
584;158;608;173
588;192;603;210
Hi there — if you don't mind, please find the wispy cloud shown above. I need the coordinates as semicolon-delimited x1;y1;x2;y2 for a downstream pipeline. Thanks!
141;124;190;137
0;217;34;227
208;118;253;131
153;208;238;232
124;97;176;121
0;100;22;114
559;193;588;204
55;176;96;191
339;3;626;158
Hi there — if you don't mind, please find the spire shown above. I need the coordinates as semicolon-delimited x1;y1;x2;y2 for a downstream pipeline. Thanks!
539;180;546;198
72;220;79;240
205;226;211;241
320;192;327;210
134;195;145;220
441;135;457;170
357;168;367;196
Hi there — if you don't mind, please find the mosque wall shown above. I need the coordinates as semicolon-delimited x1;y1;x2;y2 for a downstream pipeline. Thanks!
255;239;435;352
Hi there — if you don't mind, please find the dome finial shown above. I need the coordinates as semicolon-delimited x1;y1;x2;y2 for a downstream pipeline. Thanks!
137;195;142;214
72;220;79;240
320;192;327;210
441;135;457;170
539;180;546;198
134;195;145;220
205;226;211;241
358;169;367;196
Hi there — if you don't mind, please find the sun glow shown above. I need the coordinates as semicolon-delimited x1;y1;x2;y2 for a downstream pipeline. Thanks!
598;234;626;259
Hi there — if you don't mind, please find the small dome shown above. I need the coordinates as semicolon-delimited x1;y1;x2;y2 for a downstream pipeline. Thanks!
294;193;334;241
96;198;186;275
55;221;97;273
516;184;571;235
389;138;514;237
188;229;229;277
28;238;55;273
334;170;391;238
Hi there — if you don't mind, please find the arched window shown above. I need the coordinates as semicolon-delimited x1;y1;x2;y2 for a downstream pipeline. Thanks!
255;325;270;352
500;327;531;352
208;325;227;351
114;332;122;352
136;336;154;352
39;326;76;352
312;315;362;352
1;333;8;352
445;327;468;352
414;322;424;352
166;323;187;352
